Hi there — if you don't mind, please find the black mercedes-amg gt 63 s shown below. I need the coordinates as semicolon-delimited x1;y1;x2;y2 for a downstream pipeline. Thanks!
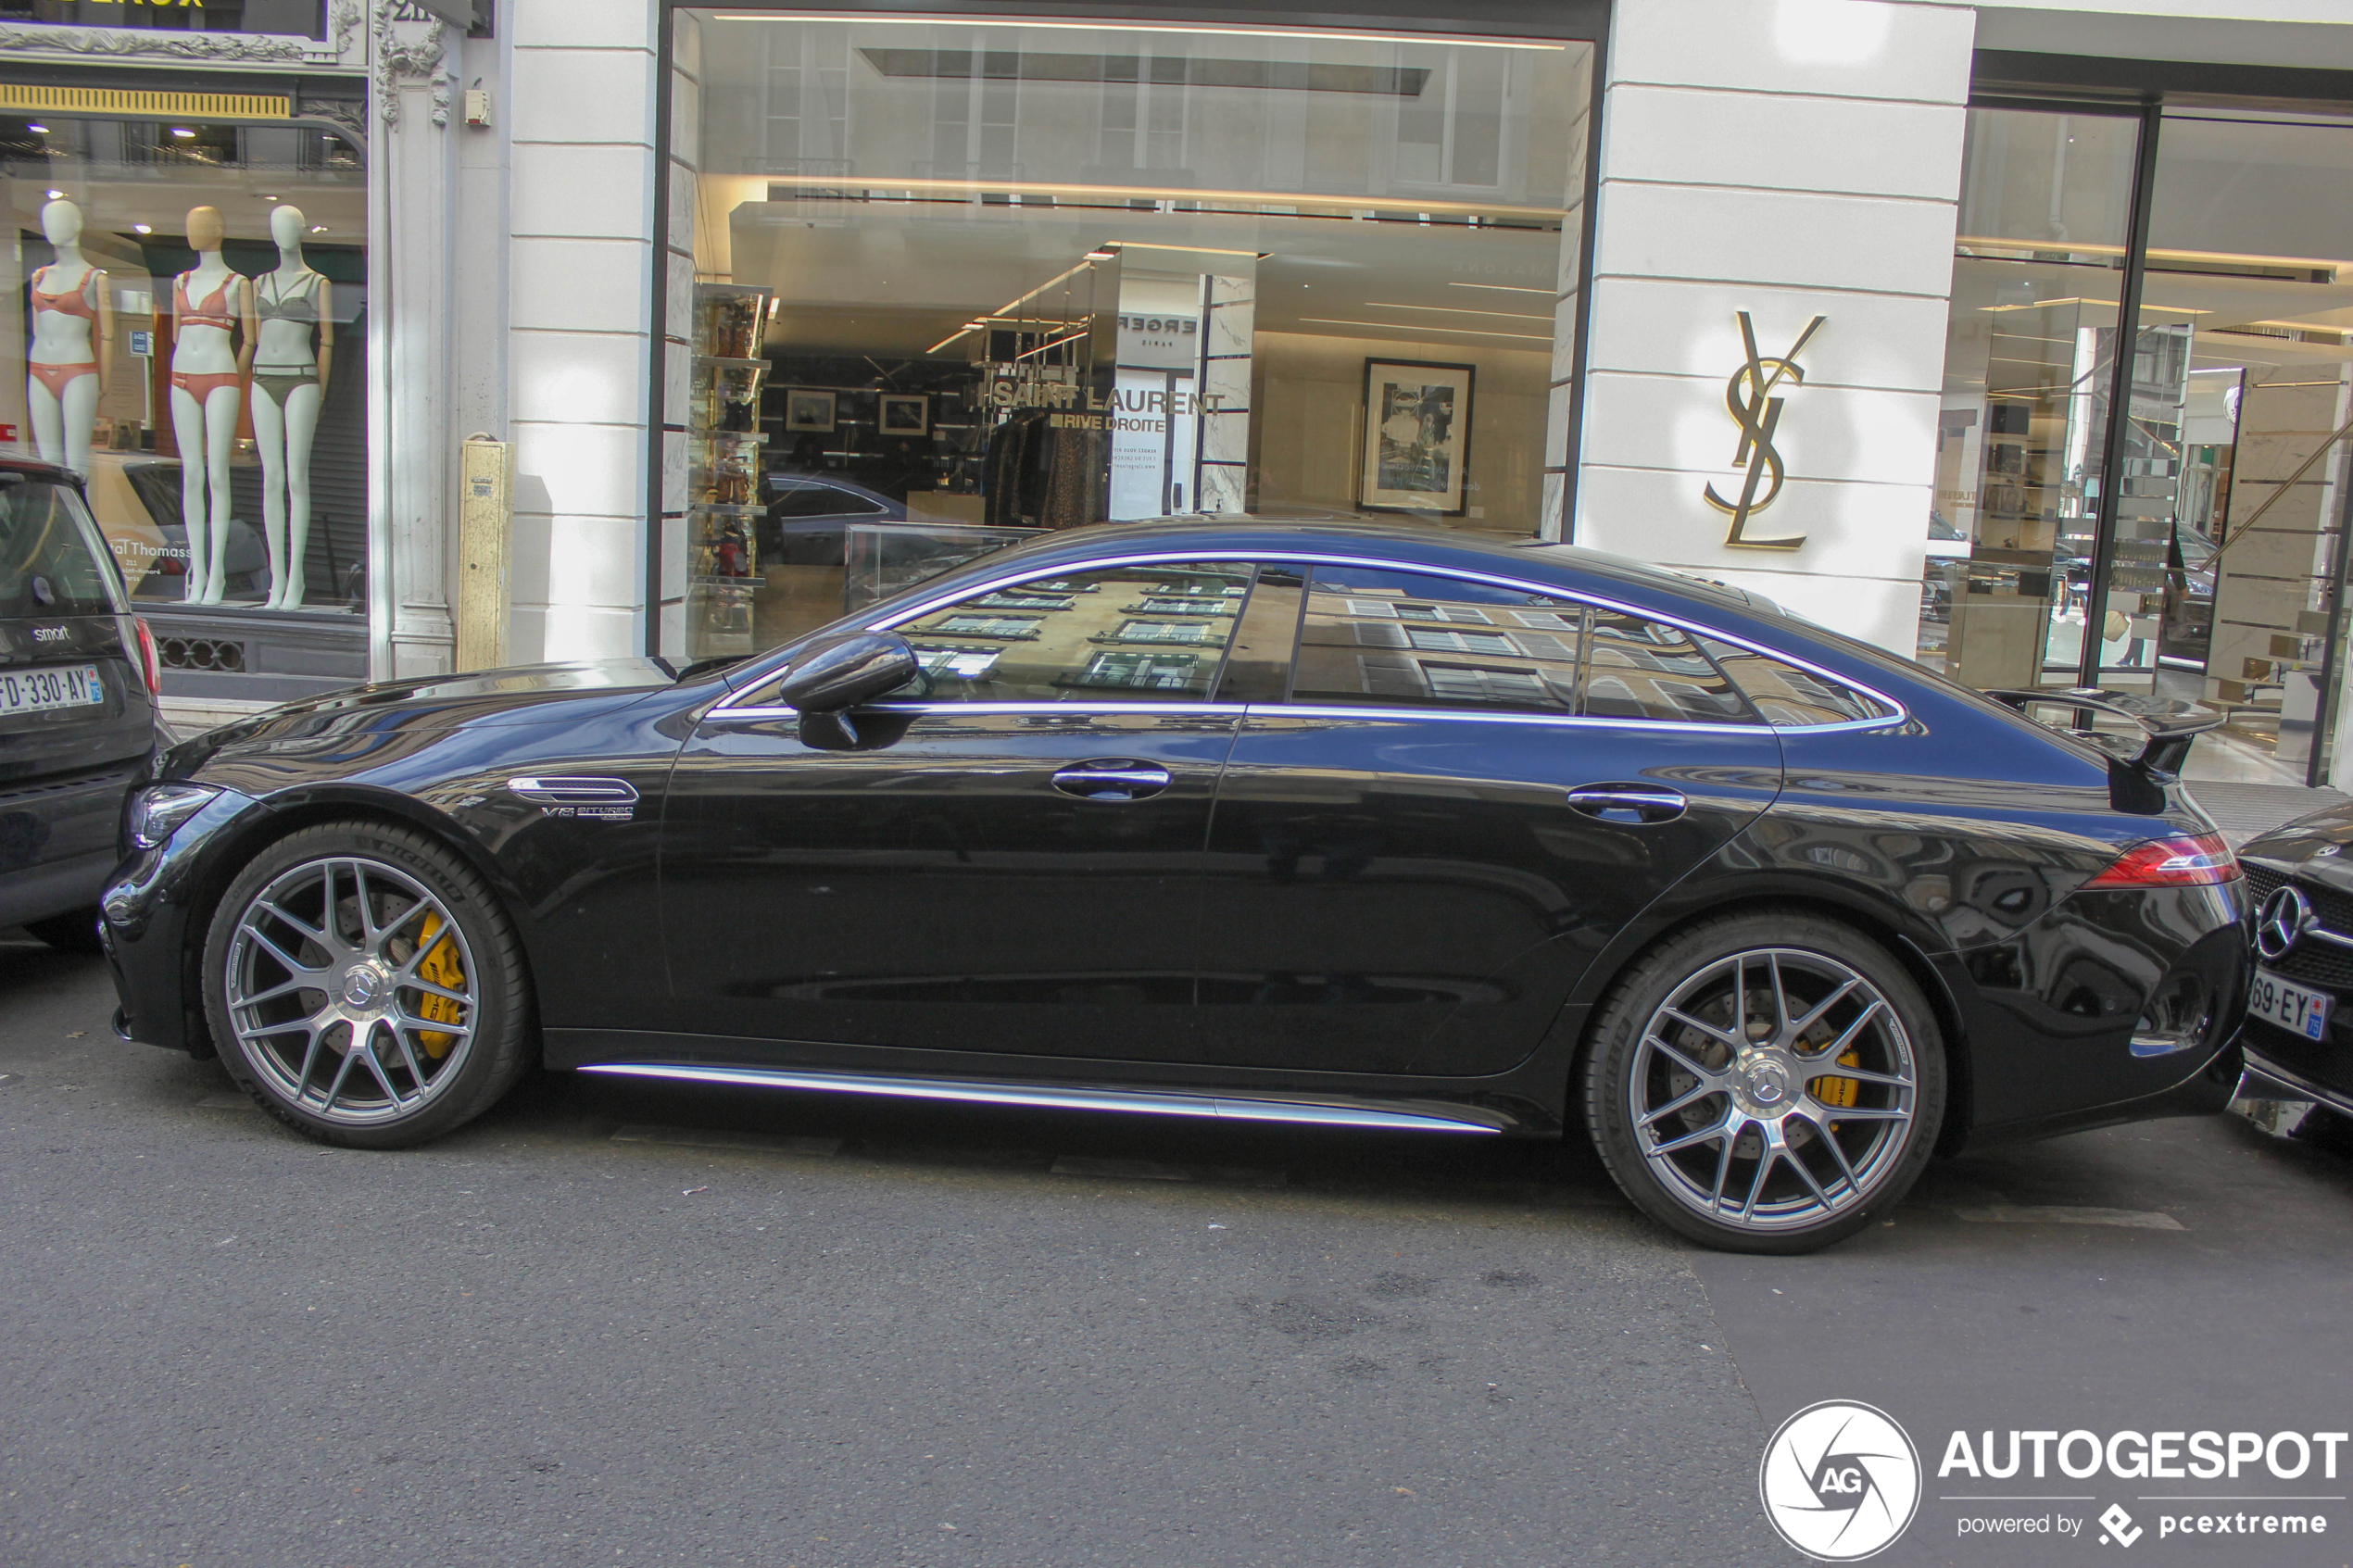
2236;802;2353;1120
100;521;2248;1253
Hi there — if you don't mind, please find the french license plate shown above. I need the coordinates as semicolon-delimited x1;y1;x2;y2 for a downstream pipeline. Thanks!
0;663;103;717
2252;966;2334;1042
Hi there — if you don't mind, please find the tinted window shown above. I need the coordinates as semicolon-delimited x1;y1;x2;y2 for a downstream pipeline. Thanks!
1705;641;1894;726
887;561;1255;702
0;482;120;619
1583;610;1755;722
1293;567;1586;713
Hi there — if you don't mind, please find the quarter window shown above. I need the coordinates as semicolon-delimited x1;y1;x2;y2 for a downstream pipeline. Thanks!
885;559;1255;702
1704;642;1894;726
1582;611;1754;722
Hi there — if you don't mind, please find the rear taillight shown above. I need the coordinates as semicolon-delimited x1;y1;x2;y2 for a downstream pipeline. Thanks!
133;617;160;698
2083;831;2238;889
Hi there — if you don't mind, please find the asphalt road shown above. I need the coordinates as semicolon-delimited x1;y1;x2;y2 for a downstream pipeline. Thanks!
5;931;2352;1568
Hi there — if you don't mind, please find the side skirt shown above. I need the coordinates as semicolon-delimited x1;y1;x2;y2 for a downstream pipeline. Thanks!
577;1060;1512;1135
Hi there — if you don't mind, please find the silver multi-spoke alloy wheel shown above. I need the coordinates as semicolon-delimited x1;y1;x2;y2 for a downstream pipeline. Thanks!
1584;911;1944;1253
1628;947;1915;1233
223;853;481;1126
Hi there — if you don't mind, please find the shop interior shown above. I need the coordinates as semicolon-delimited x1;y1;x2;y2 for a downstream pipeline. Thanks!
675;13;1591;658
1927;103;2353;781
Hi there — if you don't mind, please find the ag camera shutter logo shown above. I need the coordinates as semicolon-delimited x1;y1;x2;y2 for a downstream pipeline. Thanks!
1759;1399;1922;1561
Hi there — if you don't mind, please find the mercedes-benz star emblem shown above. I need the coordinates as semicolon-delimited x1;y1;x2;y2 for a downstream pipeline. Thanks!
2257;885;2313;961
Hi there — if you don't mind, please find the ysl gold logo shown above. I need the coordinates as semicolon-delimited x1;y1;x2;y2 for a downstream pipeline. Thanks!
1705;312;1826;549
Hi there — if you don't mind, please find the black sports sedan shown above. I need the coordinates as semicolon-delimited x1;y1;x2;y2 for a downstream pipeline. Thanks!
2235;804;2353;1117
99;521;2249;1253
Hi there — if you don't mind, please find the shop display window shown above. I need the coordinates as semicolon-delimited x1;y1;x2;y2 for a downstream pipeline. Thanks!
0;104;368;691
1924;100;2353;783
669;10;1593;660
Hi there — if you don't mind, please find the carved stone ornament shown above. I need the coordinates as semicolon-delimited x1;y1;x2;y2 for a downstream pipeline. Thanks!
372;0;449;128
0;21;309;64
333;0;362;61
296;91;367;143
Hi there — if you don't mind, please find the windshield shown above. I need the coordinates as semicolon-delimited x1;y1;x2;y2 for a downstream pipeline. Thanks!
0;480;120;619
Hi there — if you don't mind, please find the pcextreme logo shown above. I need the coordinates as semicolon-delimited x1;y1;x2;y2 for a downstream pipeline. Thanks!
1759;1400;1923;1562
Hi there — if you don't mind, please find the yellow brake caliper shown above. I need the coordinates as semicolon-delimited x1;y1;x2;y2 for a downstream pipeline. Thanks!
413;912;467;1060
1813;1050;1862;1110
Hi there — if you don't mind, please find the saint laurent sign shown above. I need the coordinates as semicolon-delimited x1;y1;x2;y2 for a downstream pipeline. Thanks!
1704;311;1825;550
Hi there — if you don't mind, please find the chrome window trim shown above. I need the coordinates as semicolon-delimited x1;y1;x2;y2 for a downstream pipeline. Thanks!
705;548;1912;730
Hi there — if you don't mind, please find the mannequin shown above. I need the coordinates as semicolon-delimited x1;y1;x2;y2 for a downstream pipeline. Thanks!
250;205;332;610
25;198;112;477
168;205;254;605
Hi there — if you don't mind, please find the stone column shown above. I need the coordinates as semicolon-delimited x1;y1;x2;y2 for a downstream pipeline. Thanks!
368;0;459;680
1574;0;1974;655
1193;270;1254;514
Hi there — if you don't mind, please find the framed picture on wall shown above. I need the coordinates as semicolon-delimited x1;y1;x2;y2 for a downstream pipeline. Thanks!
784;389;837;433
1358;359;1474;517
879;393;929;435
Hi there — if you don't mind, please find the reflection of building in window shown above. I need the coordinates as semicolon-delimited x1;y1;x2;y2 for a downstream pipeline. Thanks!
936;613;1041;638
1080;649;1202;689
1709;648;1892;725
1511;609;1579;631
1424;663;1554;704
1345;598;1492;623
1131;596;1239;615
912;645;1003;679
977;591;1074;610
1114;619;1220;644
1404;626;1517;656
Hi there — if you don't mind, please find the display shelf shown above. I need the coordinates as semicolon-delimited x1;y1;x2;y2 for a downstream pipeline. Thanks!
684;282;774;659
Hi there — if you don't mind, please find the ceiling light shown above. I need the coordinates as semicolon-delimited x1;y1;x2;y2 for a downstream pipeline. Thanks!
1364;300;1553;322
169;127;195;138
258;194;278;201
132;223;152;234
761;172;1562;222
44;188;62;199
309;224;327;233
1297;315;1550;343
710;14;1568;49
25;123;44;133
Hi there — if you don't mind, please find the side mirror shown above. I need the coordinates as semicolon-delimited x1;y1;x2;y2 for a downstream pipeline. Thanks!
775;632;919;714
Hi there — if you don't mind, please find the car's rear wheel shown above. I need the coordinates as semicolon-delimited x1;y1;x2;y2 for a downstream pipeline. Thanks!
201;820;534;1148
1582;911;1945;1254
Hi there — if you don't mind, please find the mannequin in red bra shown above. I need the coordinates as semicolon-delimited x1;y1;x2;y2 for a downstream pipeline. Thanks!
25;197;113;478
170;204;256;605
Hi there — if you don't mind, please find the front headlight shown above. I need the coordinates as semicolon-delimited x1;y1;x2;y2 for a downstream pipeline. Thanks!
129;783;222;849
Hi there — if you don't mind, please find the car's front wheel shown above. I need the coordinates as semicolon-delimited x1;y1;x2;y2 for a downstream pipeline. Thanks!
201;820;534;1148
1582;910;1945;1254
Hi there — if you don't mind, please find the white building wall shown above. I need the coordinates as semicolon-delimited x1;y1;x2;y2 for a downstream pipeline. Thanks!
1575;0;1976;656
501;0;662;664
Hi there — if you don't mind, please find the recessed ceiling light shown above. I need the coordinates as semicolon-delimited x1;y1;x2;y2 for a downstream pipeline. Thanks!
44;188;62;199
132;223;152;234
25;123;45;133
308;225;327;233
258;194;278;201
169;127;195;139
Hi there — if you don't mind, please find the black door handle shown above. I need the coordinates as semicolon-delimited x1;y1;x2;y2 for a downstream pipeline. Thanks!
1566;784;1687;824
1052;759;1174;801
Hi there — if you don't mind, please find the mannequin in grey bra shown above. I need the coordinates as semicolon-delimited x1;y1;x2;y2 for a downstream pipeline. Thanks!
252;203;333;611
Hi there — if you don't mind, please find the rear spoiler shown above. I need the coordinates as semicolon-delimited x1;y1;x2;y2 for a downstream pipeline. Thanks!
1982;687;2222;777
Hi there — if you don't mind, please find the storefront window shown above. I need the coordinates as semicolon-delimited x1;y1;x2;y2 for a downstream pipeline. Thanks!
668;11;1593;659
1923;107;2140;692
3;101;368;695
1927;99;2353;783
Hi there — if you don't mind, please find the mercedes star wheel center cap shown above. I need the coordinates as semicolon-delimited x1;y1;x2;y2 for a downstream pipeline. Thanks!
2257;885;2312;961
340;963;387;1010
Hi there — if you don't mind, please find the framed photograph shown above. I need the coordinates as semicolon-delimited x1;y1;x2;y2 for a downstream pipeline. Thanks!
783;389;837;433
878;393;929;436
1358;359;1474;516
